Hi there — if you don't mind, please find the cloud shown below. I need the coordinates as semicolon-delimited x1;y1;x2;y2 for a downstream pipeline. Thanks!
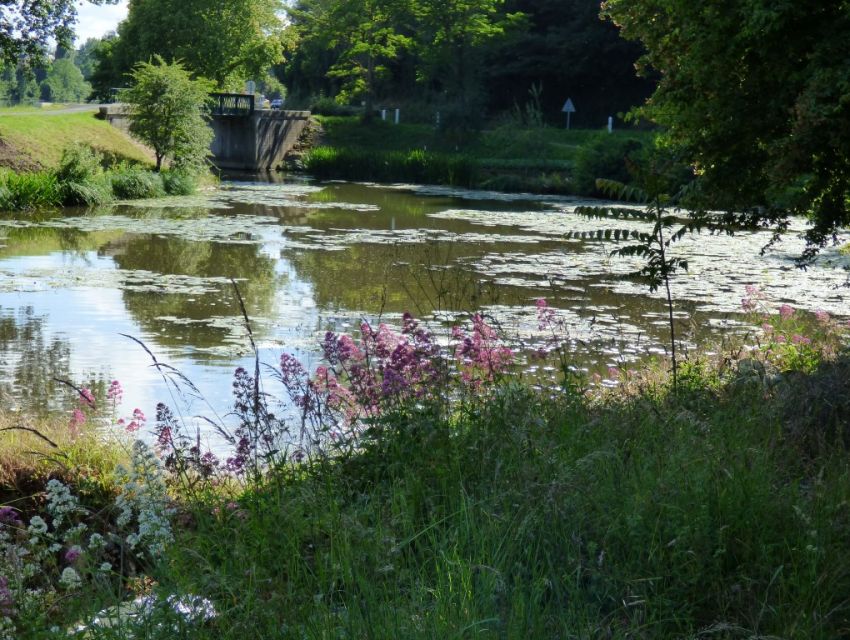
74;0;129;43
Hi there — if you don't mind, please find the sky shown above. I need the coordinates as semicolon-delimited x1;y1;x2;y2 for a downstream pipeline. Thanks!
74;0;129;43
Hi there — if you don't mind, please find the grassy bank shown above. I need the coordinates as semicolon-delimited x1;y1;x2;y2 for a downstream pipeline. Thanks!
0;109;153;172
0;144;199;212
301;116;654;195
1;311;848;638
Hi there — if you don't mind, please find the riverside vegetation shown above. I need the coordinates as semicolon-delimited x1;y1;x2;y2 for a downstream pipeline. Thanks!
1;295;848;639
0;144;198;212
300;115;653;196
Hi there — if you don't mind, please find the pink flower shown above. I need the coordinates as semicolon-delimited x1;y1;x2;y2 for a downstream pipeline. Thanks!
70;408;86;429
107;380;123;403
779;304;795;320
791;334;811;345
126;408;146;433
814;309;830;324
80;388;95;407
607;366;620;379
536;298;556;330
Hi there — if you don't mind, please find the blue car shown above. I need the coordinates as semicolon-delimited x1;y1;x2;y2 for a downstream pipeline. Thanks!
270;98;283;109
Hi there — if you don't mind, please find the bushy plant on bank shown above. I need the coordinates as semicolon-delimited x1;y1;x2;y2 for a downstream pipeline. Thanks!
0;144;204;212
1;301;849;638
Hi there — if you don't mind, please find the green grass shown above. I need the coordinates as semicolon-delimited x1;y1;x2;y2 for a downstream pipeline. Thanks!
0;110;153;169
140;356;849;639
3;352;850;637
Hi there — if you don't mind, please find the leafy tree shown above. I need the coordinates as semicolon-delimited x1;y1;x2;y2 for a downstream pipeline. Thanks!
290;0;412;117
88;34;122;101
74;38;103;80
603;1;850;259
0;0;117;66
120;57;214;172
415;0;521;118
110;0;285;89
40;59;92;102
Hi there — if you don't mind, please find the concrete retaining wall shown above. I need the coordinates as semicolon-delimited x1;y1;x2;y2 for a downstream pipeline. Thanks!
98;106;311;171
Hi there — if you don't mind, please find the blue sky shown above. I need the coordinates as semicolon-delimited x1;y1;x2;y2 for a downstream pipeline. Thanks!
74;0;129;43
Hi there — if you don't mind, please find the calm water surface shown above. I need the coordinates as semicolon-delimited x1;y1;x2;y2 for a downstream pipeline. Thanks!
0;176;847;431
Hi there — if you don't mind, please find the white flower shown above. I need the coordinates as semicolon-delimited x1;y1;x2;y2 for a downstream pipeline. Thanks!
27;516;48;535
98;562;112;573
88;533;106;551
58;567;81;590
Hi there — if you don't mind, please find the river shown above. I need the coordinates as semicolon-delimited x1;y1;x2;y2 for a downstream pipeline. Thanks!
0;176;847;432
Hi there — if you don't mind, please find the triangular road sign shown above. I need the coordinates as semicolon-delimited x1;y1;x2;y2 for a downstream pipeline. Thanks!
562;98;576;113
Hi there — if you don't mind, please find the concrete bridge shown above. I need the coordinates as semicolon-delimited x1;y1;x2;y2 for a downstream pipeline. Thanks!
98;101;310;172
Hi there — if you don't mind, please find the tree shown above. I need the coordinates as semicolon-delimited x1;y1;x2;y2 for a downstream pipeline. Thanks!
486;0;653;125
40;59;92;102
414;0;519;116
120;57;214;172
0;0;117;66
110;0;285;89
603;1;850;259
290;0;412;117
74;38;103;80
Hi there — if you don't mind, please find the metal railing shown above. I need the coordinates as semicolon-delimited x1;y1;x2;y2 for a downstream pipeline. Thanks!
210;93;254;116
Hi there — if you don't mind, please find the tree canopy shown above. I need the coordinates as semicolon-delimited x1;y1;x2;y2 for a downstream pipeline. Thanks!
283;0;649;124
107;0;286;89
120;57;214;172
603;0;850;256
0;0;117;66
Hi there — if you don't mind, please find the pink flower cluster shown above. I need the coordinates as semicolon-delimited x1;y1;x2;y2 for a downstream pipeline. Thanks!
452;314;514;387
277;311;514;433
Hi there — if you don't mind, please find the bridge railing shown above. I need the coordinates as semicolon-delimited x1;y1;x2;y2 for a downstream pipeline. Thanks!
210;93;255;116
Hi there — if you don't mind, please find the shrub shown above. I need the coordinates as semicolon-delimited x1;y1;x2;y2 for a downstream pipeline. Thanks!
309;95;363;117
55;145;103;184
110;167;165;200
56;145;113;207
162;170;198;196
572;134;645;196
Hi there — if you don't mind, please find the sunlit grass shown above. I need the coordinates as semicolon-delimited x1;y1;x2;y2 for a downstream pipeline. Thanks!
0;411;127;492
0;111;153;169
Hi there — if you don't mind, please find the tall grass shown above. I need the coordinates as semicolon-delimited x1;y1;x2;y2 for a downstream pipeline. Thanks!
0;170;61;210
2;308;848;638
155;359;850;639
304;146;479;186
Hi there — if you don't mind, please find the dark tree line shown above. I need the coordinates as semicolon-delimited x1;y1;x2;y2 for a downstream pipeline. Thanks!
281;0;653;125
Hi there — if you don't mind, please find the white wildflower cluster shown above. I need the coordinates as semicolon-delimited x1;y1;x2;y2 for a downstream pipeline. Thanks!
0;615;15;640
114;441;175;559
58;567;82;590
0;479;111;632
45;479;85;529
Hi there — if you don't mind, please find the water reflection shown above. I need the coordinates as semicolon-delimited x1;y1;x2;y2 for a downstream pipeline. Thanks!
0;307;72;413
109;234;278;350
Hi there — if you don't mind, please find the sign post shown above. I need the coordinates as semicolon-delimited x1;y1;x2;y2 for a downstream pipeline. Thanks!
562;98;576;130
